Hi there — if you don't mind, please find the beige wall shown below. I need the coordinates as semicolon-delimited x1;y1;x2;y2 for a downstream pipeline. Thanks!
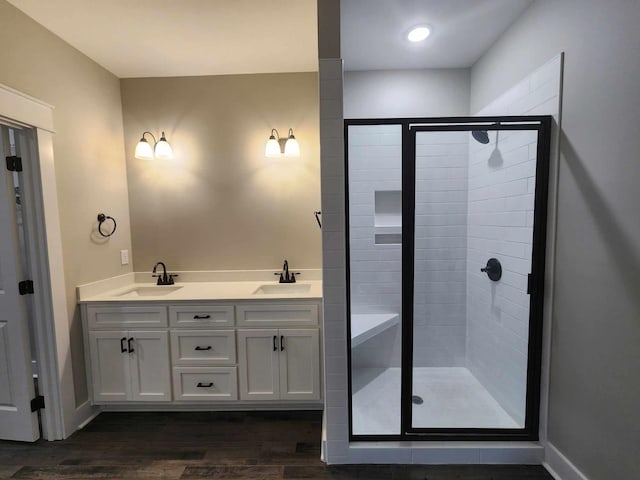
0;0;132;405
121;73;322;273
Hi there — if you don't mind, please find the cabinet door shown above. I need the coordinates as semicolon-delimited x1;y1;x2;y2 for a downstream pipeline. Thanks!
89;331;131;402
129;331;172;401
278;329;320;401
237;329;279;400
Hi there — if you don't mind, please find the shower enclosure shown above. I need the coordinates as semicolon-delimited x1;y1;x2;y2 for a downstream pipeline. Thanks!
346;116;551;440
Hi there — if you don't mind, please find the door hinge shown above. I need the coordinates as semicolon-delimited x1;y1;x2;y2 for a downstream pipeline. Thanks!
6;155;23;172
19;280;34;295
30;395;45;412
527;274;534;295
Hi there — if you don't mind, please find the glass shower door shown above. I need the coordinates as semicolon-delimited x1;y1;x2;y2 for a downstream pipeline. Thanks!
404;120;550;436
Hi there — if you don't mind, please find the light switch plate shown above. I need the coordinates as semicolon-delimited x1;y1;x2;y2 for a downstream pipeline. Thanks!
120;249;129;265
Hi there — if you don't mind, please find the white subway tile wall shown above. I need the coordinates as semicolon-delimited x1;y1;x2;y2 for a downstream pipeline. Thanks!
319;58;349;464
348;124;403;368
413;130;469;367
465;55;561;427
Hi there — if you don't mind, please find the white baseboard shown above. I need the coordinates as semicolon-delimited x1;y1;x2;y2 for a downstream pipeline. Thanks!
74;400;100;431
544;442;590;480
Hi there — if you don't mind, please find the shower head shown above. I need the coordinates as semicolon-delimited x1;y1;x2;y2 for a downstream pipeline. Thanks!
471;130;490;144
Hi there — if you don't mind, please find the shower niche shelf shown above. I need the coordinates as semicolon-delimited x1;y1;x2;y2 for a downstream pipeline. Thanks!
374;190;401;245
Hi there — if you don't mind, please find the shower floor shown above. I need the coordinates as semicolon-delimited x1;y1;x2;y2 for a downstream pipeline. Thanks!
352;367;519;435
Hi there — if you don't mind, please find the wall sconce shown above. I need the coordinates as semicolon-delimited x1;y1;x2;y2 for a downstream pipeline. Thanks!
135;131;173;160
265;128;300;158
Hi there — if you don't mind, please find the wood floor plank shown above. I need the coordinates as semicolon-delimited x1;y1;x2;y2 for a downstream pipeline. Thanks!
181;465;283;479
0;412;554;480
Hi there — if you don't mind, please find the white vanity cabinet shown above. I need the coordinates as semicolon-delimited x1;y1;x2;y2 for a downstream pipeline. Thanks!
82;298;322;408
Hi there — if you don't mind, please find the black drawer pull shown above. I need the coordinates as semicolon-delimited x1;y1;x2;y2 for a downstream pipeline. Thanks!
120;337;127;353
194;346;212;351
280;335;285;351
193;314;211;319
273;335;277;351
127;337;134;353
197;382;214;388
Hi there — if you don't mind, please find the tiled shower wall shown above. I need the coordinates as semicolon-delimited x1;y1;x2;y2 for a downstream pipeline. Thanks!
413;131;469;367
348;124;402;367
348;127;469;368
466;55;562;425
348;125;402;316
466;129;537;426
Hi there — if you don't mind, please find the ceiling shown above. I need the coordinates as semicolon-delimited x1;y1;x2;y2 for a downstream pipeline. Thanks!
341;0;534;71
8;0;534;78
7;0;319;78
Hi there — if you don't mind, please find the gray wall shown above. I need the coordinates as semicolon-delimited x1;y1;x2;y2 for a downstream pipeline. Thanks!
0;0;132;406
344;69;470;118
471;1;640;478
120;73;321;272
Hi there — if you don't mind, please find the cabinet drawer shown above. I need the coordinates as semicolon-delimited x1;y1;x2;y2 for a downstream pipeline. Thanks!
87;305;167;329
172;367;237;401
169;305;234;328
170;330;236;365
236;304;318;327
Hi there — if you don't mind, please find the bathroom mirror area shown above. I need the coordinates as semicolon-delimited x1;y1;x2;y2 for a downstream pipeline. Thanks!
345;116;552;440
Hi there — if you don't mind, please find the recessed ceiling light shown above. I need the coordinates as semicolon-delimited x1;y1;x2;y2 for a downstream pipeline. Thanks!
407;25;431;43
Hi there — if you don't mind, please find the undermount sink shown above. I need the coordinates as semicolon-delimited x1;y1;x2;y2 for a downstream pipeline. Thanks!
114;286;183;298
253;283;311;295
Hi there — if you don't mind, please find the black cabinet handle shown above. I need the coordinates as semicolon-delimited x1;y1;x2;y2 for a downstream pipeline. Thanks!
197;382;214;388
193;314;211;319
194;346;212;351
273;335;277;351
120;337;127;353
280;335;285;351
127;337;134;353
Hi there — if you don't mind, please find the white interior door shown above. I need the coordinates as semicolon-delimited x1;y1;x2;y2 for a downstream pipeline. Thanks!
0;129;39;441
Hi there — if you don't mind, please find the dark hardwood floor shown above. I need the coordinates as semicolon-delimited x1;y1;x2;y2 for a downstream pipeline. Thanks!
0;412;553;479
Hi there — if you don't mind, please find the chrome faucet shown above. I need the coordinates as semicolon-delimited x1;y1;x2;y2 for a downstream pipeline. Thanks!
152;261;178;285
275;259;300;283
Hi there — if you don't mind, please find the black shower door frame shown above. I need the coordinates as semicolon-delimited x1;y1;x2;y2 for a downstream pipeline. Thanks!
344;115;553;441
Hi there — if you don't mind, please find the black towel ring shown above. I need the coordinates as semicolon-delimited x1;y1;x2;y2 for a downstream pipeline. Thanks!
97;213;117;238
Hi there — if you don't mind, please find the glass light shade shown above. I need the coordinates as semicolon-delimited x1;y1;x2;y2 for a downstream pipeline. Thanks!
284;136;300;157
154;132;173;159
134;138;154;160
265;136;281;158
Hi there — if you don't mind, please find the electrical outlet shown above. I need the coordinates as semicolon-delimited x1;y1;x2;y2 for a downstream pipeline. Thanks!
120;249;129;265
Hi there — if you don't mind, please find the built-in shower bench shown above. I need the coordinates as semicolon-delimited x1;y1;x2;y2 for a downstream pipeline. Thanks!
351;313;400;347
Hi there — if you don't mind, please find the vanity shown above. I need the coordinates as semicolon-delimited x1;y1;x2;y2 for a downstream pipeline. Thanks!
77;271;323;410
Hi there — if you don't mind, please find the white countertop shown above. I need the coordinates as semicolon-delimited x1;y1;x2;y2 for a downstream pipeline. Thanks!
77;270;323;303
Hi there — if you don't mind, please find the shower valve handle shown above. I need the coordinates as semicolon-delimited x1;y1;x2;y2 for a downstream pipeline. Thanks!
481;258;502;281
